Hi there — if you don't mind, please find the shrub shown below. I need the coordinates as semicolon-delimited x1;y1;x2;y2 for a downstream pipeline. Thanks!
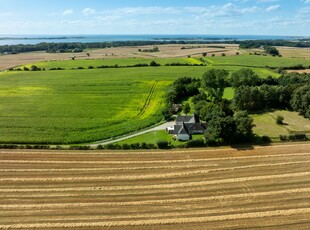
106;143;121;150
205;133;217;146
96;145;105;150
130;143;140;149
279;135;288;142
121;143;131;150
294;134;307;141
184;139;205;148
88;66;94;69
262;135;272;143
150;61;160;67
157;140;170;149
276;115;284;125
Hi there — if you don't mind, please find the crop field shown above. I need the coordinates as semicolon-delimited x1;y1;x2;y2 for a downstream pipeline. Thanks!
1;53;309;144
0;143;310;229
0;66;212;144
204;55;310;68
22;58;192;70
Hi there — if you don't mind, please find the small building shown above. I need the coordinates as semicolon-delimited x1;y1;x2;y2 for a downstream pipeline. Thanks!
167;114;207;141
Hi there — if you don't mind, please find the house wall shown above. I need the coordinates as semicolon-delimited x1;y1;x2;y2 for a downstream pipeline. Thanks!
177;134;190;141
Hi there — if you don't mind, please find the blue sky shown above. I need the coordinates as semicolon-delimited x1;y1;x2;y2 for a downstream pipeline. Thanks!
0;0;309;36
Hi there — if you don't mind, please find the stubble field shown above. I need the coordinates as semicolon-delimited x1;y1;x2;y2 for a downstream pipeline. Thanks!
0;143;310;229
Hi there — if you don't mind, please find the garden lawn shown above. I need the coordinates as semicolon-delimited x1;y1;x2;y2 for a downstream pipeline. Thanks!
116;130;204;147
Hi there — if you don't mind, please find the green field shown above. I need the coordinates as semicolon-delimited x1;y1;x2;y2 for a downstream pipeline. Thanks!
116;130;204;147
204;55;310;68
1;54;309;144
252;110;310;138
23;58;192;70
0;67;210;144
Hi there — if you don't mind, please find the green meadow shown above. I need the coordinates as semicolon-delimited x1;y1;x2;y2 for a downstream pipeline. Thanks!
0;54;309;144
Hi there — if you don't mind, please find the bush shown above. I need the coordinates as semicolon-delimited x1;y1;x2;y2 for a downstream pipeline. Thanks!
96;145;105;150
150;61;160;67
205;133;218;146
279;135;288;142
121;143;131;150
184;139;205;148
156;140;170;149
294;134;307;140
276;115;284;125
106;143;121;150
130;143;140;149
262;135;272;143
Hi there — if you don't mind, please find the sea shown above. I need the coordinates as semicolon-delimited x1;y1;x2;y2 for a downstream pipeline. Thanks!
0;34;305;46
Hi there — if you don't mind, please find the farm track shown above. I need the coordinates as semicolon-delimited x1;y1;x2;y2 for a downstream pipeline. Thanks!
0;143;310;229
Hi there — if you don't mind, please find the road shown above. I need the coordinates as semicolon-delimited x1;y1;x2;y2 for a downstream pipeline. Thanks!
90;121;175;146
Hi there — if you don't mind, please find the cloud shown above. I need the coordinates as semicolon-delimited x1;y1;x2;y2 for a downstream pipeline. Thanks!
301;0;310;3
266;5;281;12
257;0;279;3
62;9;74;16
297;7;310;18
187;4;260;19
82;8;96;16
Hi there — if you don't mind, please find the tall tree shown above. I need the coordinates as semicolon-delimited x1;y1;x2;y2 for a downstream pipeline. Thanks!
202;69;228;102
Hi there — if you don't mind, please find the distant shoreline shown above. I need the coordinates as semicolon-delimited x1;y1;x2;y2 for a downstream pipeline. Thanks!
0;34;306;46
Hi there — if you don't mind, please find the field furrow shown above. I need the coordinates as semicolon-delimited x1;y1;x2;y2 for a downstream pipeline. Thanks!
0;143;309;229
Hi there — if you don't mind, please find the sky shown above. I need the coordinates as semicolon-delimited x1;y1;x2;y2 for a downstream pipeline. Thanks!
0;0;309;36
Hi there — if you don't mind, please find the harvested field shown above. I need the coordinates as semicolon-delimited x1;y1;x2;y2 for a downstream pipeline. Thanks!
0;143;310;229
0;44;240;70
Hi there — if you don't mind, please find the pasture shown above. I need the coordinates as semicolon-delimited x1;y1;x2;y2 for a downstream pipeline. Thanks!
252;110;310;138
0;143;310;229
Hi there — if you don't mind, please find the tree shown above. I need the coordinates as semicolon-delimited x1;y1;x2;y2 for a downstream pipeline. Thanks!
276;115;284;125
236;52;240;55
202;52;207;57
230;68;261;88
150;61;160;66
233;86;264;111
206;116;236;144
202;69;228;102
264;46;280;56
290;84;310;118
234;111;254;142
183;103;191;115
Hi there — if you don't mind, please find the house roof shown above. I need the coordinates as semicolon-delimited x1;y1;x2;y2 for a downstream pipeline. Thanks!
173;122;206;135
178;123;189;135
184;123;207;132
176;114;200;124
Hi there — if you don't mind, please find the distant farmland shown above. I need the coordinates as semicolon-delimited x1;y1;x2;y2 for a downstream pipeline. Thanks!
0;143;309;229
0;54;309;144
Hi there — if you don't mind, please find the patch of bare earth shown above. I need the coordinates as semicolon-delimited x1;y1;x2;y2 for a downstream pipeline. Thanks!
287;69;310;73
0;44;240;70
0;143;309;229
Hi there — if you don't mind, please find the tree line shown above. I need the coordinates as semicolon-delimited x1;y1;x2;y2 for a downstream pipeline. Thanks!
164;68;310;146
2;39;310;54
